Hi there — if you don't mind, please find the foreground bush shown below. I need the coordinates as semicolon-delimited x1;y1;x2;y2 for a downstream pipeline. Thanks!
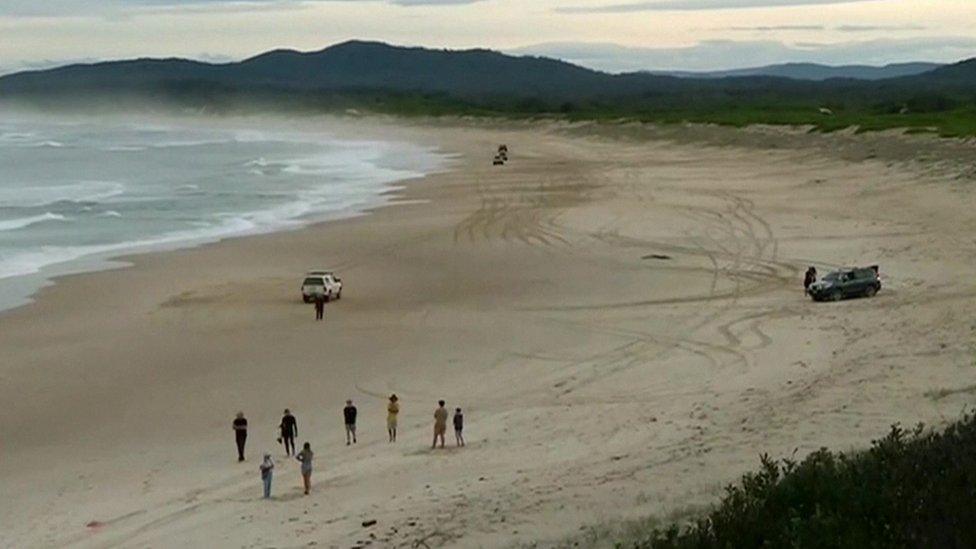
636;414;976;548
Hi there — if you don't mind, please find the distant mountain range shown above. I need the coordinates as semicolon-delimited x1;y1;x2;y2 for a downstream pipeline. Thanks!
0;41;973;115
654;62;943;81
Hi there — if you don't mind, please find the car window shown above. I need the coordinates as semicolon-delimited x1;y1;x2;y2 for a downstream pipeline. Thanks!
303;278;324;285
824;272;842;281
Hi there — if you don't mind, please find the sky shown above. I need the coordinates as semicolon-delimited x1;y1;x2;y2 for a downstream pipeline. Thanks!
1;0;976;75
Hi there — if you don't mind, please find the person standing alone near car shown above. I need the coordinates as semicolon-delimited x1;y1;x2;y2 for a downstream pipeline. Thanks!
343;399;358;445
804;267;817;294
313;293;325;321
233;412;248;462
279;409;298;456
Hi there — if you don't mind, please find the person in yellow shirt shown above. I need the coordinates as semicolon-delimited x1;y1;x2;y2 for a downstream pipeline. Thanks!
387;394;400;442
432;400;448;449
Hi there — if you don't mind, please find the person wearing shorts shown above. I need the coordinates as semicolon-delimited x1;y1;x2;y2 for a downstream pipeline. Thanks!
387;394;399;442
453;407;464;447
432;400;448;449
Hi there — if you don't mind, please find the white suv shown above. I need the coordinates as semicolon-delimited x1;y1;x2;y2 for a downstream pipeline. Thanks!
301;271;343;303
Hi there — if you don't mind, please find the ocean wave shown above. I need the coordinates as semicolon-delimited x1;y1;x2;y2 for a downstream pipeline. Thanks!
0;212;68;232
0;132;37;143
97;210;123;218
0;181;126;208
104;145;146;152
16;140;66;149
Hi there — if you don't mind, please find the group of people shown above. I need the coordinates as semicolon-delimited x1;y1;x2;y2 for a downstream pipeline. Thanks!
234;395;466;499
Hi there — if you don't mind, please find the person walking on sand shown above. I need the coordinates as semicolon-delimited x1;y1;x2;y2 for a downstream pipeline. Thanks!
233;412;248;462
313;293;325;321
279;409;298;456
343;400;358;445
295;442;314;495
259;453;275;499
453;407;465;447
387;394;400;443
432;400;448;449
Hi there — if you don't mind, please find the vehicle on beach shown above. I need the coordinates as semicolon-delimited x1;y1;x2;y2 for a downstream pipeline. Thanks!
301;271;343;303
808;266;880;302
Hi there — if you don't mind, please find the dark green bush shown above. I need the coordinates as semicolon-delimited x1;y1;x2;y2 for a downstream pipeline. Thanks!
635;414;976;549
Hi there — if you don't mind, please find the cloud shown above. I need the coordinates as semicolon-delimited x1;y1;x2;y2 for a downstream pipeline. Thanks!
727;25;825;31
556;0;883;14
0;0;485;17
836;24;925;32
720;24;926;33
510;36;976;72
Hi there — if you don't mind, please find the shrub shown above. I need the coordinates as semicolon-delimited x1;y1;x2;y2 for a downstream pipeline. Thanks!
634;414;976;549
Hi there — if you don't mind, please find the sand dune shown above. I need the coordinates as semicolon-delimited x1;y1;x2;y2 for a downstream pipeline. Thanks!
2;118;975;548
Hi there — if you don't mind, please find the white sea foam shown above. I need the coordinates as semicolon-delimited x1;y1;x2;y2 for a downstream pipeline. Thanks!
0;212;67;232
0;181;126;208
0;118;446;309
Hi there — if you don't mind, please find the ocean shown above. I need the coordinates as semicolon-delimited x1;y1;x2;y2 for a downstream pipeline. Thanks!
0;115;445;311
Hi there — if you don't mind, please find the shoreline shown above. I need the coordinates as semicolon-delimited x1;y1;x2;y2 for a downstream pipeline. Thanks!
3;117;976;548
0;114;454;315
0;175;437;317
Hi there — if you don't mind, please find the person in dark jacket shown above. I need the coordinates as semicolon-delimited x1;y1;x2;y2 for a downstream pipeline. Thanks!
279;409;298;456
314;294;325;321
233;411;248;462
343;400;358;445
803;267;818;293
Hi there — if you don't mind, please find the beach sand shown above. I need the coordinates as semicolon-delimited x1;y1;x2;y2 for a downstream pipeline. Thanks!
2;118;976;548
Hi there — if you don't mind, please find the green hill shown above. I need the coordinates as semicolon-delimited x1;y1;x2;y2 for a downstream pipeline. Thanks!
1;41;974;136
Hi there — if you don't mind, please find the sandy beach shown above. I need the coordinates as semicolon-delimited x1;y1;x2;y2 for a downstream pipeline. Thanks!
2;117;976;548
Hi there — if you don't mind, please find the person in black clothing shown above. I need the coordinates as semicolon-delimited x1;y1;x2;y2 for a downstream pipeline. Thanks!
233;412;248;462
453;407;465;447
280;409;298;456
314;294;325;321
343;400;358;445
803;267;817;294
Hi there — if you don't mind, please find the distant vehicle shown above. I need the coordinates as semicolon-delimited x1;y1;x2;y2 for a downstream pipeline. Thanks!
301;272;343;303
808;266;880;302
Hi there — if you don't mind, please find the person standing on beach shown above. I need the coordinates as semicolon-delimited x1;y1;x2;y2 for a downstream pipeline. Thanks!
314;294;325;321
343;400;358;445
295;442;314;495
233;412;248;462
453;407;465;447
259;453;274;499
804;267;817;294
280;409;298;456
432;400;448;449
387;394;400;442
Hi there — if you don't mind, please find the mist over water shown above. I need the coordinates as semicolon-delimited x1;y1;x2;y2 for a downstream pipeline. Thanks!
0;114;445;310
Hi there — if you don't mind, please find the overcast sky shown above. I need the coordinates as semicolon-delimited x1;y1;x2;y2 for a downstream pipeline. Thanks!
2;0;975;74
